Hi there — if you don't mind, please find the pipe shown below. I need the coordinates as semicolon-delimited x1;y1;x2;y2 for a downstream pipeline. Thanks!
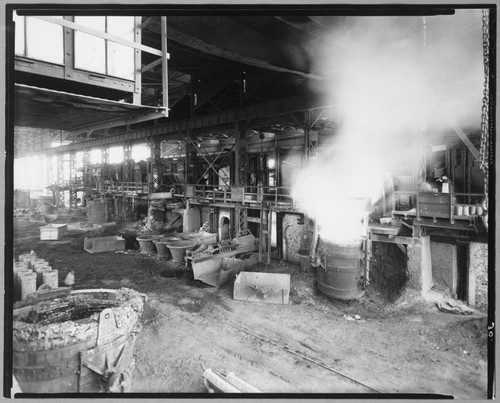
226;372;261;393
203;369;241;393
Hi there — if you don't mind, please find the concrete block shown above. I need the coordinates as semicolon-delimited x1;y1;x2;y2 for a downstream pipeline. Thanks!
407;236;433;293
234;272;290;304
40;224;68;240
84;236;125;254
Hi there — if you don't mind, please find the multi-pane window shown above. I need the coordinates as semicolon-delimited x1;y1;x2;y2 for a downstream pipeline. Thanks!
14;13;64;64
14;13;135;80
74;16;135;80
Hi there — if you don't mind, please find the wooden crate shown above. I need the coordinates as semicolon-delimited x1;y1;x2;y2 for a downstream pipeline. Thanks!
40;224;68;240
84;236;125;254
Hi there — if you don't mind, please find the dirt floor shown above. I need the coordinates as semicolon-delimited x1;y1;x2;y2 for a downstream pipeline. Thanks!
11;218;489;398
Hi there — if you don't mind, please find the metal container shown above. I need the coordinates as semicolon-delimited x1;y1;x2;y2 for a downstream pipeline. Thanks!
42;270;59;289
13;288;146;393
136;235;160;254
167;240;198;263
316;239;365;300
153;240;171;258
20;272;37;300
35;267;52;289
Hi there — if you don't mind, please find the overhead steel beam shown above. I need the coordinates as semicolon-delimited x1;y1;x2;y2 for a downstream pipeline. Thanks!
141;58;162;73
154;21;324;80
69;110;168;137
19;96;336;155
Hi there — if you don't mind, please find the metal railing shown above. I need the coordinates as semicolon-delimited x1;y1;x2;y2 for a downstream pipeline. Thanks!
102;182;149;195
174;184;295;209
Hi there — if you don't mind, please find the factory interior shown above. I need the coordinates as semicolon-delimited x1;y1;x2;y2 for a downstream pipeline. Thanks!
5;4;494;399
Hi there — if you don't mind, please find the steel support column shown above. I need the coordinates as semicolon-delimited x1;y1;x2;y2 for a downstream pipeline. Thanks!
150;139;161;193
124;142;133;182
69;152;78;208
56;154;65;207
234;122;248;187
82;150;91;192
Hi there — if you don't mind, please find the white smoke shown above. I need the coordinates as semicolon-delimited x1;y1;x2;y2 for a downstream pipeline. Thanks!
291;10;484;242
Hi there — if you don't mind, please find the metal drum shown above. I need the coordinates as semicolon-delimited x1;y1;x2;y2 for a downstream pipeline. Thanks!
13;288;146;393
316;239;365;300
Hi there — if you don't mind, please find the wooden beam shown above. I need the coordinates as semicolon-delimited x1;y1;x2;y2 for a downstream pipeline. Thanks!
34;16;165;57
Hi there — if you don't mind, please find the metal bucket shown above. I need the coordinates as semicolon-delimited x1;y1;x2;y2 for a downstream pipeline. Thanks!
137;235;160;254
167;240;198;263
153;241;171;258
13;288;146;393
317;239;365;300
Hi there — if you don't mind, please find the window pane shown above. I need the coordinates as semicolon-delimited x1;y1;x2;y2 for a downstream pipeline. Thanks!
14;12;25;56
74;16;106;74
108;146;124;164
90;149;102;164
26;16;63;64
107;17;135;80
131;144;150;161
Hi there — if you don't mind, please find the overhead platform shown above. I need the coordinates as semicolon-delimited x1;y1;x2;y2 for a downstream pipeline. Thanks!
14;84;167;135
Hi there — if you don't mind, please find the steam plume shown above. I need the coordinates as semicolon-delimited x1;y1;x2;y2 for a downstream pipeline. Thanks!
292;11;484;242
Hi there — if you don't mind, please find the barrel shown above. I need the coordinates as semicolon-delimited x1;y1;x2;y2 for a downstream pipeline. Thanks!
13;288;146;393
316;239;365;300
